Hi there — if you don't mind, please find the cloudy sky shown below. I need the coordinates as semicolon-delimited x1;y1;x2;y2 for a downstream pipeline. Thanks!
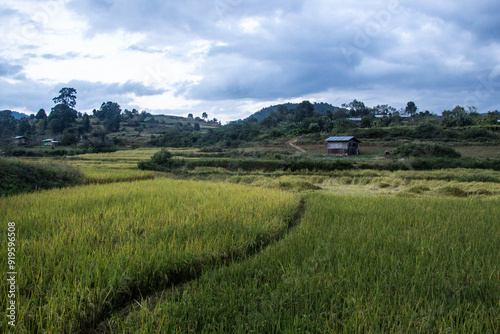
1;0;499;122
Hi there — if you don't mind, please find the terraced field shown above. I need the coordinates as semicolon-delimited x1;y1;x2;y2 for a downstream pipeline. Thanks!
1;148;499;333
106;193;500;333
0;179;299;332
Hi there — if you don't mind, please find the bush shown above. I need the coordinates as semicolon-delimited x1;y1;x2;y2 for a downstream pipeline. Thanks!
0;158;82;196
463;127;495;140
60;132;79;146
151;149;173;165
0;148;90;157
393;143;461;158
138;149;184;171
413;122;441;139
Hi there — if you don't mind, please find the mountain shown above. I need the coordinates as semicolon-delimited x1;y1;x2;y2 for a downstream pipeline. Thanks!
246;102;339;122
9;111;31;120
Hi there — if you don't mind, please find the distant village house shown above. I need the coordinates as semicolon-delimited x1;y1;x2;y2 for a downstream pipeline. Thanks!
13;136;28;146
42;139;59;147
325;136;360;156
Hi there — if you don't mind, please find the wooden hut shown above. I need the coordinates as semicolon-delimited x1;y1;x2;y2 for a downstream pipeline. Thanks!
13;136;28;146
325;136;360;156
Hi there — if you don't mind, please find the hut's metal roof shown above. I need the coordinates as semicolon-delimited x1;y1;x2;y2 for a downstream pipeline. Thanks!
324;136;360;142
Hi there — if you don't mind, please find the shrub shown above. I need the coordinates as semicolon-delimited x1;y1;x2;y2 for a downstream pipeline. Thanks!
0;158;83;196
138;149;184;171
393;143;461;158
413;121;441;139
151;149;173;165
463;127;495;140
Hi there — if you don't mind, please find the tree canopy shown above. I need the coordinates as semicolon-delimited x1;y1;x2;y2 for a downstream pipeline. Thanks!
94;102;122;132
52;87;77;108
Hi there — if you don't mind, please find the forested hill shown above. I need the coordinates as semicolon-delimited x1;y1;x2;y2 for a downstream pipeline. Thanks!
246;102;339;121
5;110;31;120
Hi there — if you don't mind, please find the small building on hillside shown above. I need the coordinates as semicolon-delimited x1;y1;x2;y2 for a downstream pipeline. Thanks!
325;136;360;156
42;139;59;147
13;136;28;146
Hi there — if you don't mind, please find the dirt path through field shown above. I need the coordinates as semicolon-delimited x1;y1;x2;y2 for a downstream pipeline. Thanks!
288;139;307;153
88;198;306;334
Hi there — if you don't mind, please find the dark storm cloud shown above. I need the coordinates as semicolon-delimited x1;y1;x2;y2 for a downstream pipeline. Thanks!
404;1;500;43
184;1;407;100
52;80;167;110
4;0;499;118
68;0;214;34
68;0;304;35
0;79;52;112
0;78;166;113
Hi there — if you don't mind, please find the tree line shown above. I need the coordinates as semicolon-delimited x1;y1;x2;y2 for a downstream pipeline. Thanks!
150;100;499;148
2;89;499;151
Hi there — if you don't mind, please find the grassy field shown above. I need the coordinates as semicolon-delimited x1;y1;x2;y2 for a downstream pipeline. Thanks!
2;148;499;333
106;193;500;333
63;149;161;183
0;179;299;333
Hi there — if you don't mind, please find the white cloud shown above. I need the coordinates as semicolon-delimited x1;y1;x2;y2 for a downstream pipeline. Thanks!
0;0;499;120
131;91;201;112
239;17;262;34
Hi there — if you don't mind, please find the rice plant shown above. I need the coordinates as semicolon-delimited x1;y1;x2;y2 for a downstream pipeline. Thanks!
108;193;500;333
0;179;299;333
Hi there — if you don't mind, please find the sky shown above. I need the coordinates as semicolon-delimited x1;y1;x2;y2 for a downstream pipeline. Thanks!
0;0;499;123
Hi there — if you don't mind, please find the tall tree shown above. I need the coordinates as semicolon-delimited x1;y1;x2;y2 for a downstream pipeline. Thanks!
48;104;77;134
82;113;91;133
332;109;348;120
36;108;47;120
342;100;369;116
202;112;208;121
18;118;32;136
374;104;397;115
0;110;16;138
95;101;122;132
293;100;315;122
50;104;77;127
52;87;77;108
405;101;417;116
48;118;64;134
442;106;473;127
